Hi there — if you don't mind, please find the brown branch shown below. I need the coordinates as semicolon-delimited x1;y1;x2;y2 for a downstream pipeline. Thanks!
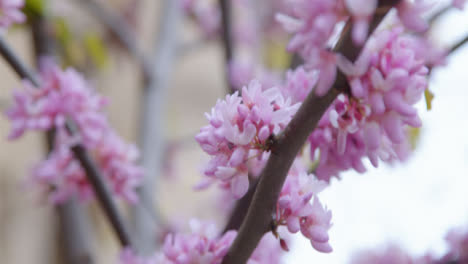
221;2;399;263
223;180;258;233
219;0;235;94
0;35;133;248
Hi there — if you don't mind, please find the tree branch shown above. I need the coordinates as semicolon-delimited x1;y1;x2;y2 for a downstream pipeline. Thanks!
0;36;133;248
221;2;399;263
219;0;235;94
78;0;151;81
132;0;181;254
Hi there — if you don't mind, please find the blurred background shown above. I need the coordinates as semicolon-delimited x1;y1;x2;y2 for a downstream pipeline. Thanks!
0;0;467;263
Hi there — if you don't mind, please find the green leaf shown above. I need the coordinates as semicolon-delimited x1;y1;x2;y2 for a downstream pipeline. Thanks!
424;88;434;110
24;0;45;17
83;32;109;69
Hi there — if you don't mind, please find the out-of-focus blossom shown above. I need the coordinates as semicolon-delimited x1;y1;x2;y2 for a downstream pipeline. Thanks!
181;0;221;38
158;220;236;264
196;80;299;198
0;0;25;30
396;0;432;32
452;0;467;9
6;61;143;204
349;244;415;264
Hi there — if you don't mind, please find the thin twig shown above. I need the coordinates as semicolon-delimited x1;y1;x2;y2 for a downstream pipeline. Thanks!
219;0;235;94
79;0;152;81
429;5;451;24
0;35;133;248
448;34;468;55
221;1;399;262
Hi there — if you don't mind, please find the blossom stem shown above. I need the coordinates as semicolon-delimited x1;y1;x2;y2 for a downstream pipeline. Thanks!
0;35;133;248
219;0;235;94
221;2;399;263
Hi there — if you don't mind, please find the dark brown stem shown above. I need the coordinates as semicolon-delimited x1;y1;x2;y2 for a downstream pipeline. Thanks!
219;0;235;93
71;144;132;246
223;180;258;232
0;35;133;248
221;2;398;262
448;34;468;55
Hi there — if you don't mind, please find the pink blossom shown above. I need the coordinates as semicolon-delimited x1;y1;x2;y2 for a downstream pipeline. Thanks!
6;61;109;147
158;220;237;264
181;0;220;38
118;248;158;264
452;0;467;9
281;66;318;103
7;61;143;204
275;0;347;95
0;0;25;30
248;232;286;264
350;244;415;264
276;160;333;253
308;26;427;181
196;80;299;198
344;0;377;44
396;0;432;32
155;220;286;264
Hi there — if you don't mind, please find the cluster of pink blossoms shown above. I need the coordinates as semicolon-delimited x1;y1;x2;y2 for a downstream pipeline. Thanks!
276;160;333;253
276;0;433;96
0;0;25;30
119;220;285;264
305;26;428;181
6;61;143;203
195;80;299;198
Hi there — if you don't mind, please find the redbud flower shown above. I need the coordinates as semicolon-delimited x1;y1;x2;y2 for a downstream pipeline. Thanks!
276;161;333;253
0;0;25;30
196;80;299;198
7;61;143;204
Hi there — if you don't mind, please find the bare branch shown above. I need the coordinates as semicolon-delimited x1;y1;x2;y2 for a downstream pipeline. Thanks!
219;0;235;94
221;2;399;262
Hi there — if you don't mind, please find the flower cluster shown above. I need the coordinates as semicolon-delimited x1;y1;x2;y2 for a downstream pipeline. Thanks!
0;0;25;30
196;80;299;198
306;26;428;181
276;0;434;96
276;161;332;253
119;220;286;264
6;61;143;203
159;220;237;264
